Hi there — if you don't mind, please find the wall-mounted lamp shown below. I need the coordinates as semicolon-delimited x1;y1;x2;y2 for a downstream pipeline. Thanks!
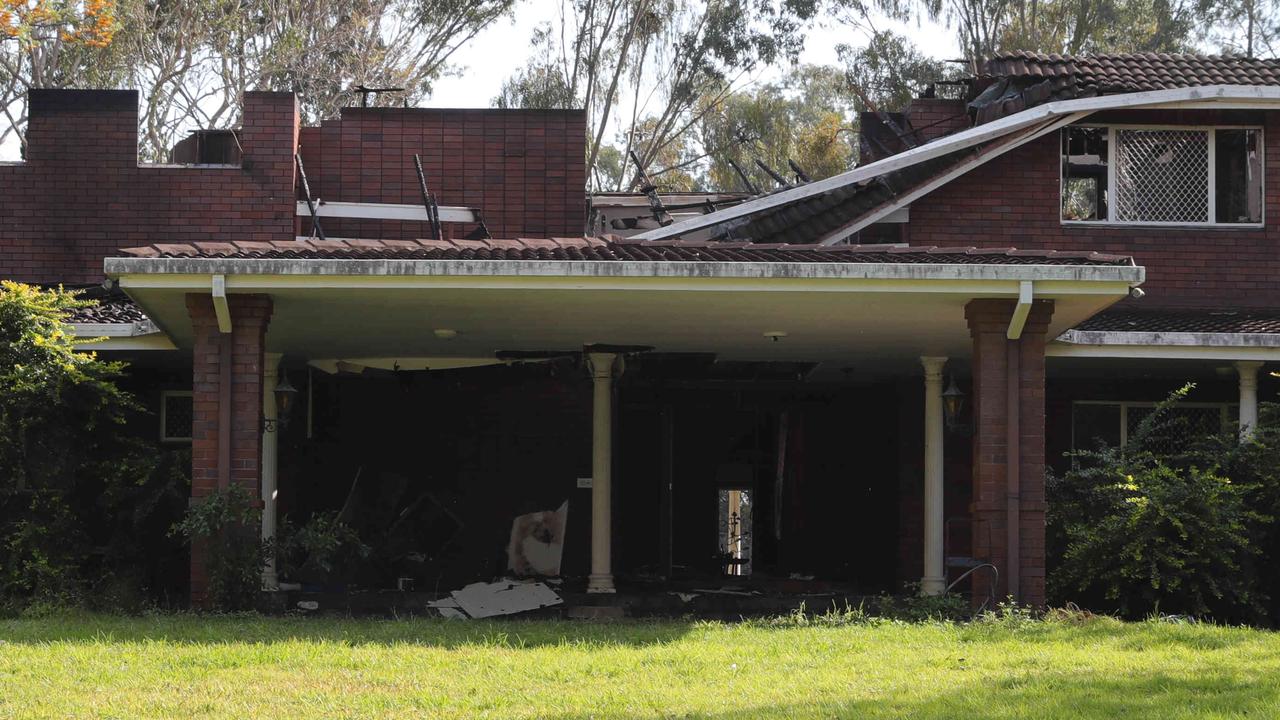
942;375;966;431
264;368;299;433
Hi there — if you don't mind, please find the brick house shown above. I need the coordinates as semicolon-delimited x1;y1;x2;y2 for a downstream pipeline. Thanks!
4;52;1276;610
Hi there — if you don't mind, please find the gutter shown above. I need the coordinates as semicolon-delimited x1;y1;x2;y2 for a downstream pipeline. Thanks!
634;84;1280;241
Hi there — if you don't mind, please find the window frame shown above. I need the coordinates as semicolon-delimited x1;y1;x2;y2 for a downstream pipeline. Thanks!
1060;123;1265;228
160;390;194;443
1070;399;1236;450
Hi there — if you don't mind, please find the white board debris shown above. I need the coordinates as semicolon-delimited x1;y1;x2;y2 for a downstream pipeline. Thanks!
446;580;563;619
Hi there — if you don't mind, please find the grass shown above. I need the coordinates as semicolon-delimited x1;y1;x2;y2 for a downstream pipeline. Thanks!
1;611;1279;719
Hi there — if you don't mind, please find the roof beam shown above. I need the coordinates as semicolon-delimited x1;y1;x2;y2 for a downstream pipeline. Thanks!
633;85;1280;241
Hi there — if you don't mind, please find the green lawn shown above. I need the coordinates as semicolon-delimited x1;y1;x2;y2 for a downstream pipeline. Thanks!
1;613;1278;719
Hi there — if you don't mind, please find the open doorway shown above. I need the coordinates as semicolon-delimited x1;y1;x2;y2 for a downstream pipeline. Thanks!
718;488;752;576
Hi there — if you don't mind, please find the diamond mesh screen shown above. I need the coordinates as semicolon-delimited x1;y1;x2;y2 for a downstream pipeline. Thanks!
1114;129;1209;223
1127;405;1231;457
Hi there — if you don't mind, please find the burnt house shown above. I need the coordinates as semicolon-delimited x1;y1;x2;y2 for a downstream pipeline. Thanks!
4;52;1279;611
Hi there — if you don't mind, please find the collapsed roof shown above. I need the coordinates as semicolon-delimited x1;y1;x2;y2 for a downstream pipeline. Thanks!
634;53;1280;247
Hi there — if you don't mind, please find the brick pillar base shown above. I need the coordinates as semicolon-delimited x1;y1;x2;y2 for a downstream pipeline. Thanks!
186;293;273;606
965;298;1053;607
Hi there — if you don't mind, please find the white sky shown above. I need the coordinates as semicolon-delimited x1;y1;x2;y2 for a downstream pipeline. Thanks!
0;2;959;160
427;1;960;108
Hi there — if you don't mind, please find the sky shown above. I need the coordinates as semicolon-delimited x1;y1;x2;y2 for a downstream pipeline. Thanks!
426;1;960;109
0;2;960;160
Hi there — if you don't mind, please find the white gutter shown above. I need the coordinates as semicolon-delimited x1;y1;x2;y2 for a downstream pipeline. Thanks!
296;200;478;224
1057;329;1280;348
634;85;1280;241
106;257;1143;291
68;320;176;351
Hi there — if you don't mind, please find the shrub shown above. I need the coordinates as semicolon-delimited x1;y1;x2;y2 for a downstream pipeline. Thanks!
172;483;268;612
1049;385;1266;623
0;283;187;610
275;511;370;585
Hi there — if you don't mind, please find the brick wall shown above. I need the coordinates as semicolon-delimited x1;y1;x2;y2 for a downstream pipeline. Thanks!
908;109;1280;310
0;90;299;285
966;299;1054;607
186;293;272;605
905;98;969;144
297;107;588;239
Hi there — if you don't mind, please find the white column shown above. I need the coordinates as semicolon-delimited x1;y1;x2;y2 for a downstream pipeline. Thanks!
1236;361;1263;440
261;352;282;590
920;356;948;596
587;352;618;593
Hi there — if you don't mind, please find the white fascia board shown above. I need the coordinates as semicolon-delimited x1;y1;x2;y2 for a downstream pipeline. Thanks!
1058;329;1280;348
69;323;175;351
1048;343;1280;361
634;85;1280;241
297;201;478;223
107;257;1143;294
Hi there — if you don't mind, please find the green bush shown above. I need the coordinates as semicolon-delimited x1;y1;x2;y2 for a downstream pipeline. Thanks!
172;483;269;612
0;282;188;610
275;511;370;585
1049;385;1267;623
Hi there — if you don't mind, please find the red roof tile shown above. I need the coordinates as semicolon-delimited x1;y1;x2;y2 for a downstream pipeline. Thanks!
116;236;1136;267
983;51;1280;94
1074;309;1280;334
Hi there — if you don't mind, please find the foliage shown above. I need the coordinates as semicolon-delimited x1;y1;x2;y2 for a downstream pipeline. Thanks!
0;282;187;610
1;0;515;160
172;483;269;612
275;511;370;583
700;64;856;191
0;0;115;46
496;0;823;191
1049;385;1267;623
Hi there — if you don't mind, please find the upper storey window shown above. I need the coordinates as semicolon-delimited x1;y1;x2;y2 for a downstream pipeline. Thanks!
1061;126;1263;226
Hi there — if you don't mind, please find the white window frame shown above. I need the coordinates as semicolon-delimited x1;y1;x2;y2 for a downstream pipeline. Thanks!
1071;399;1236;450
1060;124;1265;228
160;390;194;443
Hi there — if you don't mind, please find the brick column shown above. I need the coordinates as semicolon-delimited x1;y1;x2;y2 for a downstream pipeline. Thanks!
186;293;273;606
965;298;1053;607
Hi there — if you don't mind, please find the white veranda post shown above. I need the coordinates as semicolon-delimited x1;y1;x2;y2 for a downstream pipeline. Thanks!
920;356;948;596
261;352;282;590
1236;361;1263;440
587;352;619;593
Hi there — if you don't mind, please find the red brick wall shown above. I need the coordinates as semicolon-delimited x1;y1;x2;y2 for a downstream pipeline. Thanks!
186;293;272;605
905;98;969;144
0;90;299;285
967;299;1053;607
909;109;1280;310
297;107;588;239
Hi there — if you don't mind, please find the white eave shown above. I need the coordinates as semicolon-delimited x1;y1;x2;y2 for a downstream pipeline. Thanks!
105;256;1143;295
633;84;1280;242
1050;328;1280;360
69;318;176;351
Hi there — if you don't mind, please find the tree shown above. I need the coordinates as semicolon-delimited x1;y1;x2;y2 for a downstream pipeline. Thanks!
2;0;517;161
0;0;121;153
496;0;823;191
700;65;858;192
0;283;190;607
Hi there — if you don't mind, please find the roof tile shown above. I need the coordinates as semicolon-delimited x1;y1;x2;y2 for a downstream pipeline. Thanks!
115;237;1135;267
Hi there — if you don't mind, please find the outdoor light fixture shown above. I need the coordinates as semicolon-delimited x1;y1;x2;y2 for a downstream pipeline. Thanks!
265;369;298;433
942;375;966;431
763;331;788;342
434;328;458;340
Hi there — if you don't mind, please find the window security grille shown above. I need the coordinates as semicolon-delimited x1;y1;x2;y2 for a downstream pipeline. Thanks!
161;391;194;442
1113;129;1209;223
